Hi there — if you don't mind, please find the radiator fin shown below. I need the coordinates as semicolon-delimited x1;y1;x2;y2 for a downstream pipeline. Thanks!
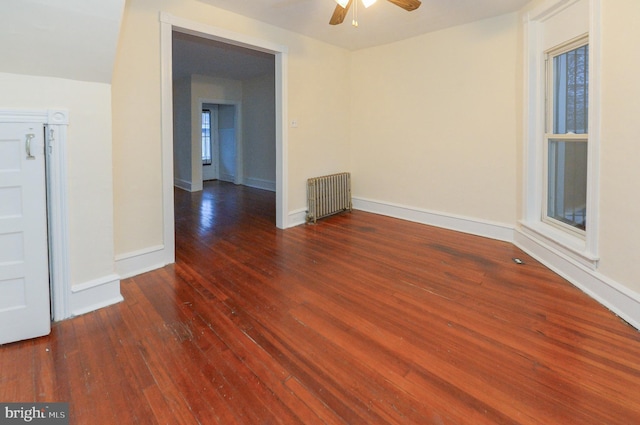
306;172;352;224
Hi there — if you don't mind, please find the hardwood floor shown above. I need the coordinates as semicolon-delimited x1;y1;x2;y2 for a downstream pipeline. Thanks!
2;180;640;424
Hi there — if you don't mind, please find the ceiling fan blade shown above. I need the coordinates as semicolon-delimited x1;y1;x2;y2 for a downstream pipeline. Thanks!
329;0;353;25
386;0;421;12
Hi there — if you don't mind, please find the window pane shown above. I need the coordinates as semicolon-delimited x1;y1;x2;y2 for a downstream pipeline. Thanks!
547;140;587;230
553;45;588;134
202;111;212;165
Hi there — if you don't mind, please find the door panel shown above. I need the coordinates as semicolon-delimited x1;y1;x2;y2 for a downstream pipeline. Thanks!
0;123;50;345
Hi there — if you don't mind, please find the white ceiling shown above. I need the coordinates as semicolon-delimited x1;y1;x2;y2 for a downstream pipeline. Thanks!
196;0;531;51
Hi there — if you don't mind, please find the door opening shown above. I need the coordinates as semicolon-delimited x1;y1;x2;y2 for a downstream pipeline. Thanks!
161;14;289;267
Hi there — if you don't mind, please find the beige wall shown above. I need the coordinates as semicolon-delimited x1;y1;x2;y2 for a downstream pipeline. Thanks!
243;74;276;186
112;0;351;255
350;13;519;226
598;0;640;292
0;73;116;286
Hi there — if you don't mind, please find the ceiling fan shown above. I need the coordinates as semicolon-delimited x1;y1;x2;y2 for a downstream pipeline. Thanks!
330;0;422;26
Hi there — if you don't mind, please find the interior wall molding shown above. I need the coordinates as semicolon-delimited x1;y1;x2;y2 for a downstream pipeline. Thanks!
69;274;123;318
174;178;193;192
287;207;307;228
515;230;640;330
244;177;276;192
115;245;168;279
353;197;515;242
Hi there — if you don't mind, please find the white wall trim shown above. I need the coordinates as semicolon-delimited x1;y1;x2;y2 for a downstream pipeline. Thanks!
353;197;515;242
174;178;193;192
519;220;598;269
161;18;176;267
287;207;307;228
244;177;275;192
160;13;288;55
219;173;235;183
514;230;640;330
0;108;72;321
115;245;168;279
70;274;123;317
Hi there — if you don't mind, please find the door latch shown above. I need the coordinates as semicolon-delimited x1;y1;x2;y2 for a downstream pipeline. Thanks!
25;133;36;160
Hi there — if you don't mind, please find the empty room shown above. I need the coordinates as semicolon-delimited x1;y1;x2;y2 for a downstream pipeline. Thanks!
1;0;640;423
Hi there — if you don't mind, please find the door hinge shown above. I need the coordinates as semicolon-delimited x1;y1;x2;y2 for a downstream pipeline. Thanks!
46;127;55;154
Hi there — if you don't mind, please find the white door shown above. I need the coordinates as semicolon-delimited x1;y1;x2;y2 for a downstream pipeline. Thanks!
0;123;50;344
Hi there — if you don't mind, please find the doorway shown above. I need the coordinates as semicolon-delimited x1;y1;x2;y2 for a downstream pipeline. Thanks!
160;14;289;266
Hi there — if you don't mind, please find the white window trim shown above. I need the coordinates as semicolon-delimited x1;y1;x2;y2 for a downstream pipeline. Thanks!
543;37;589;237
521;0;601;270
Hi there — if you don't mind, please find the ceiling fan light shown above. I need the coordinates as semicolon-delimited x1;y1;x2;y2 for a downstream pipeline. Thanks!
362;0;377;8
335;0;349;8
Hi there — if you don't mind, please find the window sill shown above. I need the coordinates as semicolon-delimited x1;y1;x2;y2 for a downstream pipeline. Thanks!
518;220;599;270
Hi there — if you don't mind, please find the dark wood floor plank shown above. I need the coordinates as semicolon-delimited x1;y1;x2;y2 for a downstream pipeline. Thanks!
2;180;640;424
122;275;228;425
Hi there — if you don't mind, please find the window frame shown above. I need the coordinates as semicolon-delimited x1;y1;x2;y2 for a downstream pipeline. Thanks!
542;36;589;238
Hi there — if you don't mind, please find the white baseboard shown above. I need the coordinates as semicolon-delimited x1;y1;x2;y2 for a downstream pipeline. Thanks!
65;246;170;318
174;178;192;192
244;177;276;192
115;245;167;279
353;197;515;242
219;173;235;183
514;229;640;330
287;207;307;228
70;274;123;317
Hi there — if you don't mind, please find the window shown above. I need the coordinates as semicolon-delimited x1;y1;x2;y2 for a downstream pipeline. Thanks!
522;0;600;268
202;110;212;166
544;40;589;234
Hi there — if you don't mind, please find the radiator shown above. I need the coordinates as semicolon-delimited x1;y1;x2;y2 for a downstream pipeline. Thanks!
306;172;352;224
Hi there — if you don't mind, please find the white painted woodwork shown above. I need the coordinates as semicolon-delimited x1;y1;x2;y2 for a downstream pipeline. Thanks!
0;123;50;344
